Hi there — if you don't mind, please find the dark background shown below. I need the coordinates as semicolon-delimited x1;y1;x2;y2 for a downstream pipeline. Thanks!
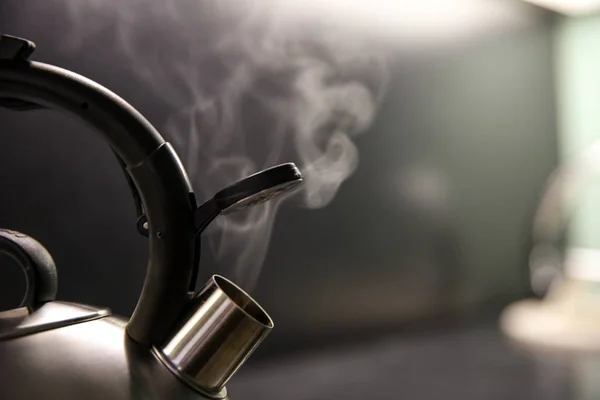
0;1;568;399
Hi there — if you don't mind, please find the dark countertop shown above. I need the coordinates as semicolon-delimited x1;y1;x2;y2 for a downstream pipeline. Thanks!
229;322;600;400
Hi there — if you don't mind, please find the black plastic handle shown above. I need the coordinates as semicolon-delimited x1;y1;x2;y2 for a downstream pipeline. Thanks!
0;34;199;345
0;229;57;311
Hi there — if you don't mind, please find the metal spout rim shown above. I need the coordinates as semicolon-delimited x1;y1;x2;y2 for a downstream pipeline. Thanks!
210;274;274;329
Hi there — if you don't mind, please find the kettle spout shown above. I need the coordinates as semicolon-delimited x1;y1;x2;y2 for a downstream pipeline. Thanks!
153;275;273;398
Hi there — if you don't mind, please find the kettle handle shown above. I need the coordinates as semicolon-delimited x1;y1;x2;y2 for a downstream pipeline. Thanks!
0;229;57;311
0;35;199;346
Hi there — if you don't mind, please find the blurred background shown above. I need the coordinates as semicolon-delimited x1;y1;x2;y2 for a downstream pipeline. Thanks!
4;0;600;399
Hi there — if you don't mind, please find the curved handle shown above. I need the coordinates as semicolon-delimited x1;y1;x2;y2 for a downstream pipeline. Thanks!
0;35;199;345
0;229;57;311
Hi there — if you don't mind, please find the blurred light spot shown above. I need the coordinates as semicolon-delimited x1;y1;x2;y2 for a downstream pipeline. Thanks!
396;165;451;212
565;248;600;282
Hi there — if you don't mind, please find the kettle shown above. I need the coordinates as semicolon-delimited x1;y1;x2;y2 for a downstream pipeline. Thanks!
0;34;303;399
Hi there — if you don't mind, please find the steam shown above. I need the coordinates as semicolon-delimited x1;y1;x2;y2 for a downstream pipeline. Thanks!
58;0;389;289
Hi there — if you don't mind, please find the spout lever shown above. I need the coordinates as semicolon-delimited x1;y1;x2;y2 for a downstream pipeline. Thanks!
192;163;303;236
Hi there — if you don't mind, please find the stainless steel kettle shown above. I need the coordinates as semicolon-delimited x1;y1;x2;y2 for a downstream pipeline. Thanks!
0;34;303;400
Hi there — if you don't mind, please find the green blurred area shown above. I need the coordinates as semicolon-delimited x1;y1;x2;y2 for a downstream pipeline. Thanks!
556;13;600;250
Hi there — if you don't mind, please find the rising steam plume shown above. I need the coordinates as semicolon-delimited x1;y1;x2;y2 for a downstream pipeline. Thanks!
58;0;389;289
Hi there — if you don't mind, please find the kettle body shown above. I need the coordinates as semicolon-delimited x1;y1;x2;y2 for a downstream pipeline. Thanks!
0;303;219;400
0;34;302;399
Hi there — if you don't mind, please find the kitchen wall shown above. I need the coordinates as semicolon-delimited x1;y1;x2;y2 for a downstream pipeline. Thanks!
0;0;558;357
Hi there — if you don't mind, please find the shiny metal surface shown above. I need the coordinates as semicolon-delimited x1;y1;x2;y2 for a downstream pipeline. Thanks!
0;315;218;400
157;275;273;396
0;301;110;340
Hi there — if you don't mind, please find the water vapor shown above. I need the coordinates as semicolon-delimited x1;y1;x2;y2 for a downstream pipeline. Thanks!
58;0;389;289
